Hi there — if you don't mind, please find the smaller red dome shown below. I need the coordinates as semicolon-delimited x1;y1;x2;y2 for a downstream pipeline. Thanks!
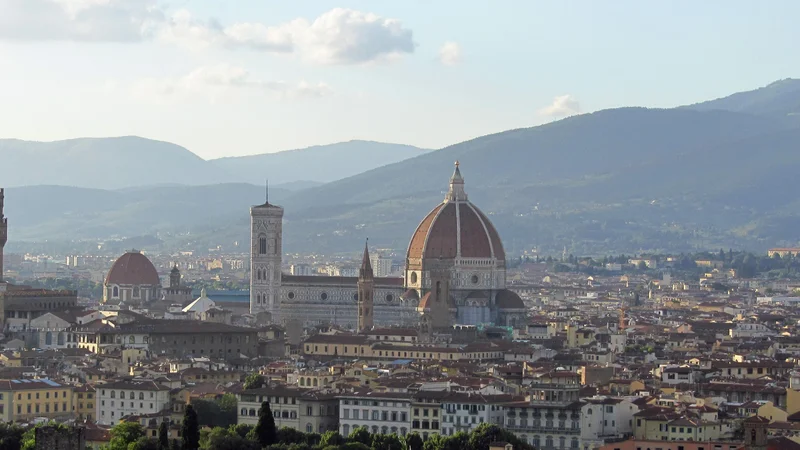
495;289;525;309
105;251;160;286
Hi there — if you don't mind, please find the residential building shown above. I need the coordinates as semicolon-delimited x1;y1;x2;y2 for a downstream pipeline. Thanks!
96;379;171;425
338;390;412;437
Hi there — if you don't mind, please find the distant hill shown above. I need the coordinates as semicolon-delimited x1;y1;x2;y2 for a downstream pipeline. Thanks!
0;137;428;189
209;140;431;185
0;136;230;190
5;80;800;256
683;78;800;117
275;107;800;254
3;184;289;244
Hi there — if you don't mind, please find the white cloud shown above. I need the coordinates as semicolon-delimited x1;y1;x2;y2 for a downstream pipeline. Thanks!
158;9;293;53
130;64;332;102
291;8;415;65
538;95;581;117
0;2;415;65
0;0;161;41
438;41;462;66
159;8;415;64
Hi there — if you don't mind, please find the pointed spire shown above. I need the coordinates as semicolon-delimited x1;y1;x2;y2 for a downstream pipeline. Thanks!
446;161;467;202
360;238;373;279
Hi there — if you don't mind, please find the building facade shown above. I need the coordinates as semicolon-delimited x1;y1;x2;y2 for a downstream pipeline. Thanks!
96;380;171;425
339;390;412;437
248;164;526;329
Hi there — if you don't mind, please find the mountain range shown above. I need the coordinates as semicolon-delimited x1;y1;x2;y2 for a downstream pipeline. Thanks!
3;78;800;256
0;139;429;190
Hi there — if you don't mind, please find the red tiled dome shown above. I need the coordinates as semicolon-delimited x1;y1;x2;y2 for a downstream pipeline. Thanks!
105;251;160;286
407;164;505;265
495;289;525;309
407;201;505;262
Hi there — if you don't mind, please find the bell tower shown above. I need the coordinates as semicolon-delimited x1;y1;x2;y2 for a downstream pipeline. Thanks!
169;265;181;289
250;183;284;318
357;240;374;332
0;188;7;283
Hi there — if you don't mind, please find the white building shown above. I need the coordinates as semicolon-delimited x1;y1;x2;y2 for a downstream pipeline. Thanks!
440;392;509;435
370;254;393;278
729;323;775;338
580;397;640;449
290;264;314;276
96;380;171;425
181;289;216;320
236;386;339;434
339;390;412;437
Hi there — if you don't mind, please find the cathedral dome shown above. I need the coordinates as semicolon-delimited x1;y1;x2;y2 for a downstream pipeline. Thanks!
495;289;525;309
407;163;505;263
105;251;160;286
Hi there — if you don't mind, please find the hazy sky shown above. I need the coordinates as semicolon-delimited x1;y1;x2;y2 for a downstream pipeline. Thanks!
0;1;798;159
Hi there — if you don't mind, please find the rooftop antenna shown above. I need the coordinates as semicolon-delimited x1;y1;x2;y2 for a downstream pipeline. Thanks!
265;179;269;204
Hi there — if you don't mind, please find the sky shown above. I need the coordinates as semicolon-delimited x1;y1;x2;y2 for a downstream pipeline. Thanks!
0;0;798;159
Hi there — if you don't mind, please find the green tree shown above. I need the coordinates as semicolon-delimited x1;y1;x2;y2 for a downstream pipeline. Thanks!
319;431;344;448
107;422;146;450
227;424;253;439
207;435;260;450
0;423;25;450
372;433;403;450
341;444;370;450
423;434;445;450
305;433;321;446
346;427;371;446
254;401;277;448
158;421;170;450
130;437;161;450
405;433;423;450
182;405;201;450
442;432;469;450
243;373;265;390
277;427;307;445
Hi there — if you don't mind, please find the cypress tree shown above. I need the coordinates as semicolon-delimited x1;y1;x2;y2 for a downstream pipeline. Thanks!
254;401;277;448
182;405;200;450
158;421;169;450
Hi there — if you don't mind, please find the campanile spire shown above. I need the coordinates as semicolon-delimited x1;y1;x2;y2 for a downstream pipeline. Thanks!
0;188;7;283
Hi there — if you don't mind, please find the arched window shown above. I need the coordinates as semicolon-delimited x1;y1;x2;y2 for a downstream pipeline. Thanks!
241;408;247;416
306;423;312;433
111;391;116;399
559;436;565;449
139;393;144;400
130;392;135;400
249;409;256;417
571;437;579;449
532;436;540;448
313;379;318;387
545;436;553;448
57;332;65;346
400;428;407;436
342;425;350;436
45;332;53;346
259;237;267;255
299;378;305;386
112;286;119;298
119;391;124;399
129;336;135;344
